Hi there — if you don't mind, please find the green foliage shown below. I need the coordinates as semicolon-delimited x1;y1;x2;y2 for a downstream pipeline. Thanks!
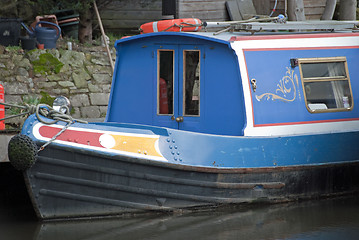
5;46;22;52
32;53;64;75
39;91;56;106
106;32;125;46
23;95;40;106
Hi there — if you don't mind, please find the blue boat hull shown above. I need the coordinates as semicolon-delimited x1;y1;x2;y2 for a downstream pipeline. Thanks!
24;138;359;219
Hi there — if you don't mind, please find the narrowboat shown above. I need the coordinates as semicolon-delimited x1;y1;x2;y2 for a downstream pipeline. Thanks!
8;19;359;219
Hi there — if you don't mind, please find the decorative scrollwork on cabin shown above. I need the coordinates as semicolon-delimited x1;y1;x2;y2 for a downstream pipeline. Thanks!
256;67;299;102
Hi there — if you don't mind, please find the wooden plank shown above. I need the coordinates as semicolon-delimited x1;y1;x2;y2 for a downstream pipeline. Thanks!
306;15;322;20
178;2;227;11
178;0;226;3
305;8;326;15
303;0;326;6
98;19;153;29
97;0;162;32
252;0;326;19
100;10;162;20
177;0;229;21
253;0;271;15
237;0;257;19
178;10;229;20
103;0;162;10
226;1;243;20
303;3;326;8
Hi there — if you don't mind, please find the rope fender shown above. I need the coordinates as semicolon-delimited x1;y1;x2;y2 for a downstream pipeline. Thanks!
8;134;38;171
2;102;88;171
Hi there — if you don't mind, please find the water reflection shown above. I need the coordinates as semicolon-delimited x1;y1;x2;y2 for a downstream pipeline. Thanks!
1;196;359;240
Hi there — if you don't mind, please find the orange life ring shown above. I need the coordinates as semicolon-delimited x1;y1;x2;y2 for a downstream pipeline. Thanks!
140;18;202;34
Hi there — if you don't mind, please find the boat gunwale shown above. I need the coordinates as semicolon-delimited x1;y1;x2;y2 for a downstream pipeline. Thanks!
36;141;359;174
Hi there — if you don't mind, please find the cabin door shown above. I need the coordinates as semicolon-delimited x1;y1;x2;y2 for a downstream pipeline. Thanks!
154;45;203;132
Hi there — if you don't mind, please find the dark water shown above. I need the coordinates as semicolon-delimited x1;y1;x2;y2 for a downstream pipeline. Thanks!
1;195;359;240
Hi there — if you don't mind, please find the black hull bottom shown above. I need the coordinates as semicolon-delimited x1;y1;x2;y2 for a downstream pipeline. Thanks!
25;146;359;219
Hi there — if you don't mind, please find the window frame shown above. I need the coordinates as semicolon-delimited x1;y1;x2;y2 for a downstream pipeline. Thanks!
182;49;201;117
298;56;354;113
157;49;175;116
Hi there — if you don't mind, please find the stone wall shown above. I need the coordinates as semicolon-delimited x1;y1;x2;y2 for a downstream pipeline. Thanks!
0;45;114;125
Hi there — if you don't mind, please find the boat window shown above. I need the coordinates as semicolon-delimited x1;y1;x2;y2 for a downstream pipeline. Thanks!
183;50;200;116
158;50;174;115
298;57;353;113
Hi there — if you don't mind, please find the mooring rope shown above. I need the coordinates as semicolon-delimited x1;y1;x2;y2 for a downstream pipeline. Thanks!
0;102;88;152
0;102;87;124
0;102;36;121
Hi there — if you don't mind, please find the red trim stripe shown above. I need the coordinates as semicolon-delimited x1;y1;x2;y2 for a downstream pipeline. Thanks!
39;125;103;148
230;32;359;42
243;46;359;51
254;118;359;128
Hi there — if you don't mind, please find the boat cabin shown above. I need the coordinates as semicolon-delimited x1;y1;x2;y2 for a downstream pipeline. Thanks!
106;32;246;136
105;23;359;137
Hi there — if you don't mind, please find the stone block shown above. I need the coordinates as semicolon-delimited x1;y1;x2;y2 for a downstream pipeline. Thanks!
17;58;31;69
81;106;101;118
27;49;47;62
93;73;112;84
52;88;69;95
91;58;110;66
99;106;108;117
0;54;10;59
15;76;28;83
58;81;75;87
0;135;15;163
60;50;85;67
37;82;57;89
12;54;23;65
86;65;112;75
4;76;16;82
89;93;110;106
101;84;111;93
69;94;90;107
72;68;91;88
17;67;29;77
6;61;15;70
47;74;63;81
70;89;89;94
3;82;29;94
88;82;102;93
71;107;81;119
27;78;34;89
4;95;22;104
59;63;72;74
0;70;12;78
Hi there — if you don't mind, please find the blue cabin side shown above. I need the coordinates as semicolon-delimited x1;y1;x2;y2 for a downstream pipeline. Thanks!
106;32;246;136
232;33;359;136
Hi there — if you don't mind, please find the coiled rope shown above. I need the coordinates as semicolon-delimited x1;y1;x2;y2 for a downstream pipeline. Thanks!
0;102;87;152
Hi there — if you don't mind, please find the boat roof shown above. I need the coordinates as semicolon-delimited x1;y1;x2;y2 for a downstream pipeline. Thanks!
116;30;359;50
116;20;359;46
